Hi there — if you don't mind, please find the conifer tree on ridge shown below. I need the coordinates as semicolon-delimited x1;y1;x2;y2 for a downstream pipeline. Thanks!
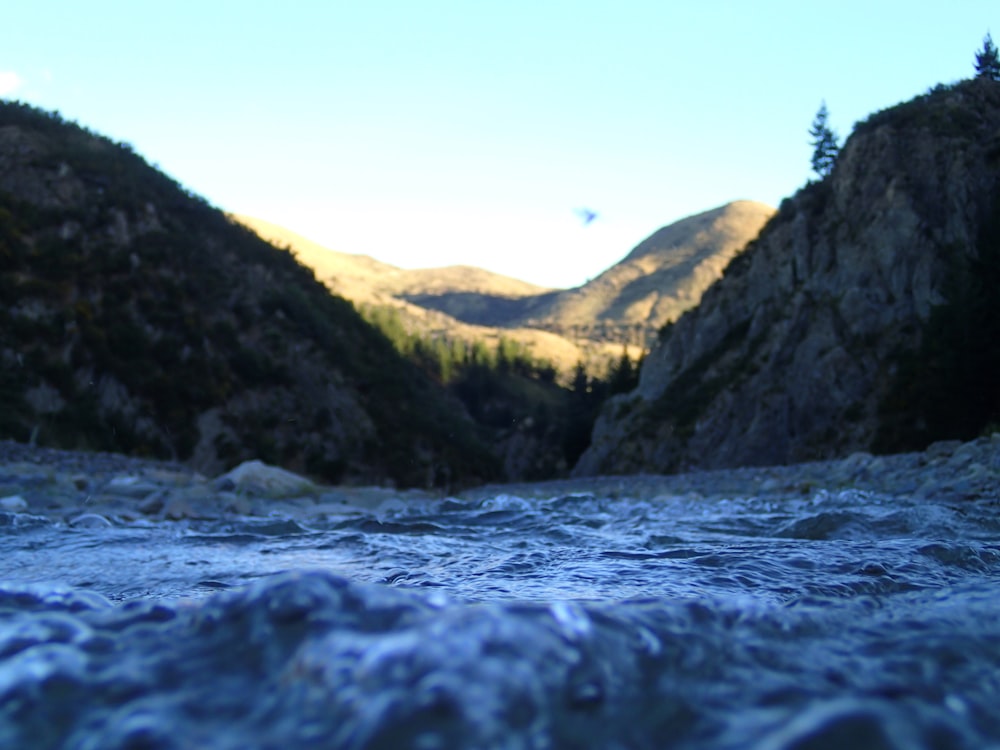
809;101;839;178
975;32;1000;81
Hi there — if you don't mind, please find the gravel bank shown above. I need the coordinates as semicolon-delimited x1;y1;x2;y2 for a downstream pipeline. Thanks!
0;435;998;524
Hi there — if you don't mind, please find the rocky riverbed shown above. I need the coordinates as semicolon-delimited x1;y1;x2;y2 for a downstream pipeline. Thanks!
1;434;998;523
1;436;999;748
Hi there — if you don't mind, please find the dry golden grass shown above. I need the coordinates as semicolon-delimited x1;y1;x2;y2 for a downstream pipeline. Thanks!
516;201;775;335
232;214;632;379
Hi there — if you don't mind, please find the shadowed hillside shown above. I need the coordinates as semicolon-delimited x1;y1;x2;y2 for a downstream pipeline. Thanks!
0;102;500;488
575;78;1000;476
234;216;647;480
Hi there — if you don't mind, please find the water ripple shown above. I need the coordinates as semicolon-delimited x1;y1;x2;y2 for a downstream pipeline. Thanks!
0;487;997;746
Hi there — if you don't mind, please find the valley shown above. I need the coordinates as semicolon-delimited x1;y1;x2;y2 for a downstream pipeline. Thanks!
234;200;772;378
3;74;997;489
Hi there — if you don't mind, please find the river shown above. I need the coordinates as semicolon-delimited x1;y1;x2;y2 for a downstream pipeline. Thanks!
0;449;998;748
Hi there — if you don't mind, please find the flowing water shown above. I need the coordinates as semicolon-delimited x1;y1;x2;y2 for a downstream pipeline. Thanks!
1;485;1000;748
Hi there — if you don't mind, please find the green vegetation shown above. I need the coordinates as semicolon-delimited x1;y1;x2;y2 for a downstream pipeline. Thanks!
0;100;502;488
875;191;1000;452
808;102;839;178
834;37;997;157
361;305;643;477
359;306;557;385
975;33;1000;81
853;81;984;139
0;98;651;485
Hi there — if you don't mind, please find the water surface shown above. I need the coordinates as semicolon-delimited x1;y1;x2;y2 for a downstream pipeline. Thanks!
1;486;998;748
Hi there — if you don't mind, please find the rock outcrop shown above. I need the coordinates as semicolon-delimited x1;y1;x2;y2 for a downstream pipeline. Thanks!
575;79;1000;476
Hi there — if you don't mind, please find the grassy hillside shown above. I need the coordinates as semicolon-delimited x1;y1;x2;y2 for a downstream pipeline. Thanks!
379;202;773;348
513;201;775;346
234;214;551;301
235;214;641;381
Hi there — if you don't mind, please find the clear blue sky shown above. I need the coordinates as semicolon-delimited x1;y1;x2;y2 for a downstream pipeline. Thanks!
2;2;995;288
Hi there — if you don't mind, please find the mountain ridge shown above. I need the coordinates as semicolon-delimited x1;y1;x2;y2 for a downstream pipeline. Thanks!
512;200;775;344
236;200;772;357
233;214;636;379
232;215;553;300
574;78;1000;476
0;101;500;488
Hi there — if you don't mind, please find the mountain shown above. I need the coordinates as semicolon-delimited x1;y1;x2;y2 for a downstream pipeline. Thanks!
394;201;774;347
236;201;772;373
231;215;551;304
234;215;637;378
0;102;500;488
232;217;651;481
513;201;775;344
574;78;1000;476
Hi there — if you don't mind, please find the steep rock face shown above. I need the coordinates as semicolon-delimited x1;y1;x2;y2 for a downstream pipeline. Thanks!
232;215;553;301
575;79;1000;476
0;103;498;488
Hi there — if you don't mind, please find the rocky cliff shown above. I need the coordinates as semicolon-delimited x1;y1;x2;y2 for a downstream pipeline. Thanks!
575;79;1000;476
0;102;499;488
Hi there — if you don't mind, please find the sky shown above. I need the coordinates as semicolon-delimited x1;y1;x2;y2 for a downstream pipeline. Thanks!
1;2;996;288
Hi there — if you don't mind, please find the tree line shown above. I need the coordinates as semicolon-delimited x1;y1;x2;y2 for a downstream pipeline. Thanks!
360;304;643;475
360;305;558;384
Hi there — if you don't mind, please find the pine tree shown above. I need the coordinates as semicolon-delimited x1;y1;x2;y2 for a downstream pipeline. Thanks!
571;362;589;395
975;33;1000;81
809;102;839;178
607;347;638;395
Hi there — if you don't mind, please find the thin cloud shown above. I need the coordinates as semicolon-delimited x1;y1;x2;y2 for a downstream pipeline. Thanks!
0;71;23;97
